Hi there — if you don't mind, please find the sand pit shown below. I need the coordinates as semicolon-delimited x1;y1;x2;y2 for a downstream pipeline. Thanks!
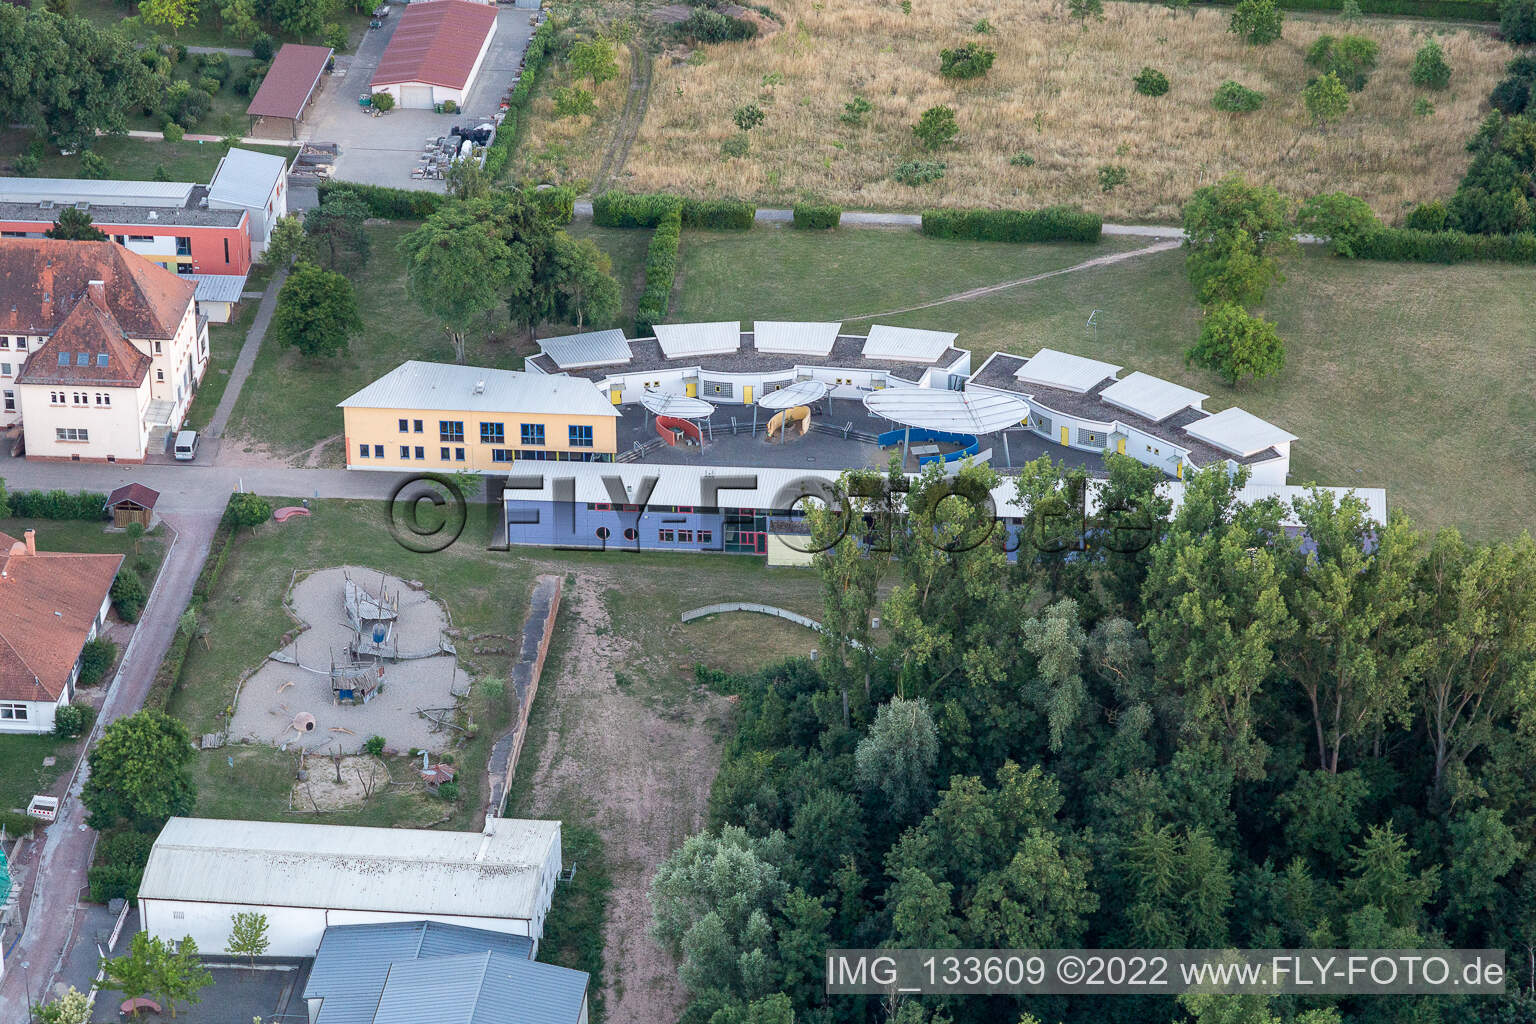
228;566;466;754
291;755;391;811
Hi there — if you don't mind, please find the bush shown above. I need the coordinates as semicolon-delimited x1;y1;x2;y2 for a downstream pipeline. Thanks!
681;197;754;229
1297;192;1380;256
732;103;765;131
8;488;108;519
162;122;184;143
370;91;395;112
317;180;443;219
196;51;229;82
441;99;458;114
111;571;147;624
839;96;872;125
721;133;750;157
893;160;947;186
938;42;996;80
526;185;576;225
0;810;36;837
79;152;109;179
553;86;594;117
1010;151;1036;166
436;781;461;801
636;204;683;333
1230;0;1284;43
676;8;757;43
12;154;38;177
1134;67;1170;96
1490;73;1530;114
912;105;959;151
224;492;272;528
1501;0;1536;42
362;735;387;756
1305;33;1379;91
251;32;275;61
54;702;95;740
921;206;1103;243
1352;226;1536;263
78;638;118;687
592;192;753;230
1404;200;1449;231
1411;38;1452;90
1098;165;1128;192
1212;81;1265;111
88;829;155;904
792;203;841;229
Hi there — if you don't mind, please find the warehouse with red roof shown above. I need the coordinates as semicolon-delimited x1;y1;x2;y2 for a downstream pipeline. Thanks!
369;0;500;110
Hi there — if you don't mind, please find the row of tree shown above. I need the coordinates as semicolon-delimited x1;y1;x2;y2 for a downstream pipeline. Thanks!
650;456;1536;1024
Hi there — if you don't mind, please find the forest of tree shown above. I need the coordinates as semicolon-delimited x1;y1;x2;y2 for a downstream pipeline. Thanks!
650;455;1536;1024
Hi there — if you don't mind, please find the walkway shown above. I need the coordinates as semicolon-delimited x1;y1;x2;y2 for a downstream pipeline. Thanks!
206;266;288;448
0;512;220;1019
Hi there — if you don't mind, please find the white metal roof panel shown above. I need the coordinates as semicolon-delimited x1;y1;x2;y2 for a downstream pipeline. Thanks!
537;329;632;369
861;325;958;363
1014;348;1123;393
756;378;828;410
338;361;618;417
639;391;715;418
0;178;196;207
188;274;248;303
1098;371;1208;422
864;387;1029;434
139;817;561;920
752;321;840;356
207;148;289;208
1182;406;1298;457
653;321;741;359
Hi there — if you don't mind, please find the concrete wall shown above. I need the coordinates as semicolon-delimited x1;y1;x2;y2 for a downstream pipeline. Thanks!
344;405;619;471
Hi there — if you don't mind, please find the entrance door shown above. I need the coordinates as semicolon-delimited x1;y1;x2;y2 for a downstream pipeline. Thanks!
610;388;622;405
1116;438;1126;455
685;380;698;397
1060;426;1070;447
743;385;754;404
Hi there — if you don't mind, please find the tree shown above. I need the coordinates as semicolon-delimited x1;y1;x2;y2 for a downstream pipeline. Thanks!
938;42;995;80
911;105;958;151
553;86;595;117
445;158;490;200
46;207;106;240
1067;0;1104;26
1306;34;1379;92
1500;0;1536;44
1304;72;1350;130
53;702;93;739
1180;175;1295;307
732;103;764;132
79;151;109;179
226;911;270;967
140;0;198;34
568;36;618;90
549;231;621;329
1186;303;1285;386
270;261;362;358
1411;37;1451;90
111;570;148;622
156;936;213;1018
103;932;162;1018
1296;192;1379;258
1229;0;1283;44
219;0;258;40
81;709;197;831
270;0;327;40
262;214;305;267
224;491;272;528
20;13;152;152
33;987;91;1024
854;697;939;824
369;90;394;112
302;190;370;271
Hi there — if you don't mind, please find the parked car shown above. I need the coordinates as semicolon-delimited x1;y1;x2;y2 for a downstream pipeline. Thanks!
173;430;199;461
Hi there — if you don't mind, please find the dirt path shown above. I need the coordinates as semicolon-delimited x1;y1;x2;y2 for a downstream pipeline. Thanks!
592;44;655;189
520;572;732;1024
842;238;1183;322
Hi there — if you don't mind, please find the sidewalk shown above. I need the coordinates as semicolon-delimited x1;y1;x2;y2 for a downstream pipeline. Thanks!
206;266;289;448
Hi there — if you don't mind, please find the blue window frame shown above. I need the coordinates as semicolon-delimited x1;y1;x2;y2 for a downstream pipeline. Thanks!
359;444;370;458
398;418;409;432
520;423;545;446
399;445;411;459
454;447;465;462
414;446;425;460
439;420;464;443
569;424;594;448
492;449;514;463
480;422;505;444
373;444;384;458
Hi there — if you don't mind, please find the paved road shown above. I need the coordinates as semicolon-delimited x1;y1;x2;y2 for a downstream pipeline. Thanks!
0;512;219;1019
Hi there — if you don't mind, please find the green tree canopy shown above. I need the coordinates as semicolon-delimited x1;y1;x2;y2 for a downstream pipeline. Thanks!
270;261;363;359
1181;176;1295;307
1186;302;1286;386
81;709;196;831
46;207;106;241
568;36;619;90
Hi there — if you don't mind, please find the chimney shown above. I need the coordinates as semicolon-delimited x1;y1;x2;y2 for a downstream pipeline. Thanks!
87;280;106;311
23;529;35;556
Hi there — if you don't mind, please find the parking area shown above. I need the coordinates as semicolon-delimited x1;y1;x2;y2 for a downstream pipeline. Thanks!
301;7;538;190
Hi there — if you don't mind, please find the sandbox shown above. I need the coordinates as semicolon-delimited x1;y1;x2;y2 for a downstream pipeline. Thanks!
227;566;466;754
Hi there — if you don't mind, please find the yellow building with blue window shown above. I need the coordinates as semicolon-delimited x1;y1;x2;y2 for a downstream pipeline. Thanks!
339;361;620;472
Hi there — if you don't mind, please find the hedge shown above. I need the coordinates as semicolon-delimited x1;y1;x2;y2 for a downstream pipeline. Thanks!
317;180;444;220
1352;227;1536;263
1123;0;1496;19
7;488;108;520
483;17;557;181
920;206;1102;243
594;191;755;230
793;203;842;229
636;205;683;334
527;184;577;225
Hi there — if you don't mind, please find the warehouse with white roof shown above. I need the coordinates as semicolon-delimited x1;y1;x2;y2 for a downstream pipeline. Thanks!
138;816;563;958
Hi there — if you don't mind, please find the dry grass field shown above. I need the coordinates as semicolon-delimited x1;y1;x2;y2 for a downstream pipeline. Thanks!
515;37;636;185
621;0;1513;221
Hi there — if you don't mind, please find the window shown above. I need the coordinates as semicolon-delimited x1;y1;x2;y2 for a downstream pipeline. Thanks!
623;527;638;541
454;447;465;462
95;354;107;367
491;449;514;463
0;231;25;239
359;444;371;458
0;338;9;349
373;444;384;458
480;422;505;444
55;427;89;442
0;703;27;721
3;390;12;413
95;393;111;407
569;424;594;448
223;238;230;263
127;234;154;243
400;445;411;459
520;423;545;446
658;529;675;542
49;391;63;405
414;446;424;460
74;353;88;366
153;341;163;355
440;447;450;461
439;420;464;443
596;526;611;540
706;382;729;397
72;392;86;405
677;529;694;543
398;418;410;432
57;352;68;366
413;419;423;433
156;369;165;382
175;236;192;256
698;530;712;544
0;364;9;376
1077;429;1099;446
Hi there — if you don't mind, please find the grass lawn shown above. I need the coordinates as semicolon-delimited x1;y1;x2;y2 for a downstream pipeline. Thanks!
0;133;294;183
0;733;75;814
184;301;257;433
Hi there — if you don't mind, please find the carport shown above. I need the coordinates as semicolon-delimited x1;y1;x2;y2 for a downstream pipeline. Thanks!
247;44;334;139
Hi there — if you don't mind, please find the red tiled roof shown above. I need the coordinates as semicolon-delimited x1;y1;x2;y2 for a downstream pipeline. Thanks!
106;483;160;511
247;44;334;120
371;1;498;90
0;530;121;703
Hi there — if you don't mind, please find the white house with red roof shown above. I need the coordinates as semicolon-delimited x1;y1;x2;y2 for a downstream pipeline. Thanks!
369;0;499;110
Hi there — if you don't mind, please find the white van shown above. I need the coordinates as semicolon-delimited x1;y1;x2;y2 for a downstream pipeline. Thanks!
173;430;199;461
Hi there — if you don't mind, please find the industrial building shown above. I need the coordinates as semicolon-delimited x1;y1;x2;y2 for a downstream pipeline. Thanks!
369;0;500;110
207;147;291;254
138;817;563;957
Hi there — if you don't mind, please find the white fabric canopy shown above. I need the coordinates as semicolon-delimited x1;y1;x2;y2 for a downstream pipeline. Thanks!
640;391;716;418
863;388;1029;435
756;379;828;410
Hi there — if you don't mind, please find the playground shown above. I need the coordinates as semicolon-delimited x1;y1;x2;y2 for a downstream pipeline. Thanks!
226;566;468;754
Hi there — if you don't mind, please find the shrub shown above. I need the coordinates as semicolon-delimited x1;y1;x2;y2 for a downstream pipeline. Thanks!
676;8;757;43
224;492;272;528
593;190;684;227
7;489;108;519
681;197;755;229
840;96;871;125
1134;67;1170;97
636;204;683;333
54;702;94;740
894;160;947;186
1010;151;1036;166
1099;165;1128;192
162;122;185;143
1405;200;1449;231
251;32;275;61
1212;81;1265;111
362;735;387;756
1490;74;1530;114
482;18;556;181
111;571;147;624
78;638;118;687
920;207;1102;243
436;781;461;801
1500;0;1536;43
1230;0;1284;44
553;86;595;117
12;154;38;177
196;51;229;82
526;185;577;224
370;91;395;112
88;828;155;904
79;152;109;178
1297;192;1380;256
1187;302;1285;386
1413;96;1435;116
197;76;221;96
1411;38;1452;90
1352;227;1536;263
732;103;765;132
318;180;444;219
912;105;958;151
1304;72;1350;129
974;17;993;32
1306;34;1379;91
939;42;996;80
721;133;750;157
792;203;841;229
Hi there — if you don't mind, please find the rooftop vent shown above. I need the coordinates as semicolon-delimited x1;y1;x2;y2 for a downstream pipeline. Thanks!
38;201;53;211
74;202;88;211
198;196;208;209
473;379;486;394
146;210;158;220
